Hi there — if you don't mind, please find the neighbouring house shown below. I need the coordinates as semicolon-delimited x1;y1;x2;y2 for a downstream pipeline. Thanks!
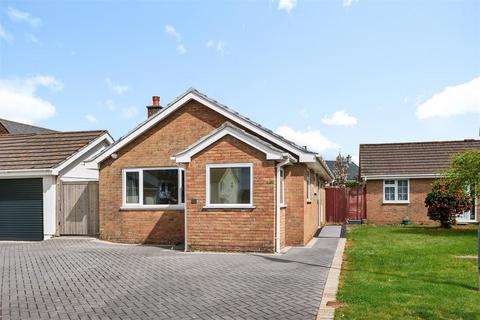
325;156;359;183
0;118;57;134
0;127;113;240
89;88;333;253
359;139;480;224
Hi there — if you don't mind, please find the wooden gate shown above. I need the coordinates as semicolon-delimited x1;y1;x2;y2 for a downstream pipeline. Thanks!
326;185;365;224
60;182;99;236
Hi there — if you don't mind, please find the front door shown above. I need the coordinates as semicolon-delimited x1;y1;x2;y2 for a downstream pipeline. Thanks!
457;199;477;224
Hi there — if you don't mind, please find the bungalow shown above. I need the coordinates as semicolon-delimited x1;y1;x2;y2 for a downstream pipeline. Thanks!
89;88;333;253
359;139;480;224
0;126;113;240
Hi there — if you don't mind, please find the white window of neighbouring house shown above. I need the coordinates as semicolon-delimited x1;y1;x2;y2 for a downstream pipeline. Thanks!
383;179;409;203
206;163;253;207
280;168;285;206
123;168;185;208
306;170;311;201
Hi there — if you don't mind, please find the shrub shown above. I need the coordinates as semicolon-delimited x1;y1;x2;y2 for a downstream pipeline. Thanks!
424;180;471;228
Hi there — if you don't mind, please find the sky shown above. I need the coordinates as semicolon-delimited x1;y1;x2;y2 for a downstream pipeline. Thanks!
0;0;479;164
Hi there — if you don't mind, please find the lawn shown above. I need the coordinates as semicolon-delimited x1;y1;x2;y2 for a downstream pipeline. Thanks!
335;225;480;320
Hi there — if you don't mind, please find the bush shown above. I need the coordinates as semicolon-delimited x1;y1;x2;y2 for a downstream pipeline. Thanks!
424;180;471;228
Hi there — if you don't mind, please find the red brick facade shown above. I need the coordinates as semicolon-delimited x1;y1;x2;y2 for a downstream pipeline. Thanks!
186;135;276;252
98;99;327;251
365;178;435;224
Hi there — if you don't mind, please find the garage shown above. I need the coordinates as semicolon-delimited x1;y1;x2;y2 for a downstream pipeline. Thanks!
0;178;43;241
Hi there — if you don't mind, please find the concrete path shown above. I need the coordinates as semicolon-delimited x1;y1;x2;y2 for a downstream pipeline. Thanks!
0;237;339;320
318;225;342;238
315;226;346;320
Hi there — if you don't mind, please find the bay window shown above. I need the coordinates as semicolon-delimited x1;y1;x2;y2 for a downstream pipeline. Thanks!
123;167;184;208
206;163;253;207
383;179;409;203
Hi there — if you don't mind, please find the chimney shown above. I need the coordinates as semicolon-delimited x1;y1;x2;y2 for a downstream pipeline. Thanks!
147;96;162;117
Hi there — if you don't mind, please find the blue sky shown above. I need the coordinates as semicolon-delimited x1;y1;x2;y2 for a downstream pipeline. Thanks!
0;0;479;163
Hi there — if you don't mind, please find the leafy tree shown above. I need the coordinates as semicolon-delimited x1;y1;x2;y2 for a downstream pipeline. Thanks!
445;150;480;201
333;153;348;186
425;179;471;228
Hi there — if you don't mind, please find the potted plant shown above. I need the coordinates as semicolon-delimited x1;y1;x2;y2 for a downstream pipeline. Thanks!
402;217;412;225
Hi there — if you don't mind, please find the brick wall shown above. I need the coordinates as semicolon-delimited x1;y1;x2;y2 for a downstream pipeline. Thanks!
186;135;276;252
283;164;306;246
366;178;436;224
99;101;231;244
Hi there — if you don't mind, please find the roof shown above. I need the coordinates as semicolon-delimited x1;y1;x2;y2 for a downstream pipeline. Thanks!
325;160;359;181
0;118;57;134
0;131;108;171
90;88;334;180
360;139;480;178
93;88;317;162
173;122;294;163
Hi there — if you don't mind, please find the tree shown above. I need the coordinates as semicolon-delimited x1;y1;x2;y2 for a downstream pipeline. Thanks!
333;153;348;186
425;179;471;228
443;150;480;291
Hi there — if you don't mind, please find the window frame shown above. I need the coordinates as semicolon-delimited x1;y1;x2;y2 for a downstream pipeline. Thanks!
205;163;254;208
122;167;185;209
279;167;285;207
383;179;410;204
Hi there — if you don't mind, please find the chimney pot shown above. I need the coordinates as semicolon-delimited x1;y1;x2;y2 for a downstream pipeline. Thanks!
152;96;160;106
147;96;162;117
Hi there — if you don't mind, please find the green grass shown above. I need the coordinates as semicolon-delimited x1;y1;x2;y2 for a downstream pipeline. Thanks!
335;225;480;320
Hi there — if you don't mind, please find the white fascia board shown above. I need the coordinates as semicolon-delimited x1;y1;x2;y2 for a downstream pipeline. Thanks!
54;133;114;174
93;91;315;164
0;169;54;178
174;127;285;163
362;173;441;180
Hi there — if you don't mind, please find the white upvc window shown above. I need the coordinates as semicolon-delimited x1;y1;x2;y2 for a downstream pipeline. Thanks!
383;179;409;203
122;167;185;209
279;168;285;206
206;163;253;208
306;170;311;202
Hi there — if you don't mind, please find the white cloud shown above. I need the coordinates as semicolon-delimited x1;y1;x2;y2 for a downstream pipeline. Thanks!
322;110;357;126
416;77;480;119
165;25;187;55
0;75;62;123
278;0;297;13
165;25;181;41
275;126;339;153
105;77;129;95
0;23;13;42
7;7;42;27
177;44;187;55
105;99;116;111
298;108;308;118
85;114;97;123
351;155;359;165
121;106;138;120
342;0;359;7
28;34;41;45
206;40;226;54
403;96;409;104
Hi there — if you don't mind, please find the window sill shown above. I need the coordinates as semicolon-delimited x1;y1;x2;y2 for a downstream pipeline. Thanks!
120;205;185;211
280;204;287;208
203;205;256;210
382;201;409;205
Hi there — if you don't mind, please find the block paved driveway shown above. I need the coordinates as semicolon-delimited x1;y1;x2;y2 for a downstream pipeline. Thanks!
0;236;339;320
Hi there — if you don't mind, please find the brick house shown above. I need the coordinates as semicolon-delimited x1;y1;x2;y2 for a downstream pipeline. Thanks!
89;88;333;252
359;139;480;224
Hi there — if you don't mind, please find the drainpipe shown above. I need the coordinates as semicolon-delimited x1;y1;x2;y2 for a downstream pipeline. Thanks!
275;156;293;253
178;163;188;252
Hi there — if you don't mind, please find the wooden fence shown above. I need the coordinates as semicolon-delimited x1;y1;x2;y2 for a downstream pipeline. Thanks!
59;181;99;236
326;185;366;224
